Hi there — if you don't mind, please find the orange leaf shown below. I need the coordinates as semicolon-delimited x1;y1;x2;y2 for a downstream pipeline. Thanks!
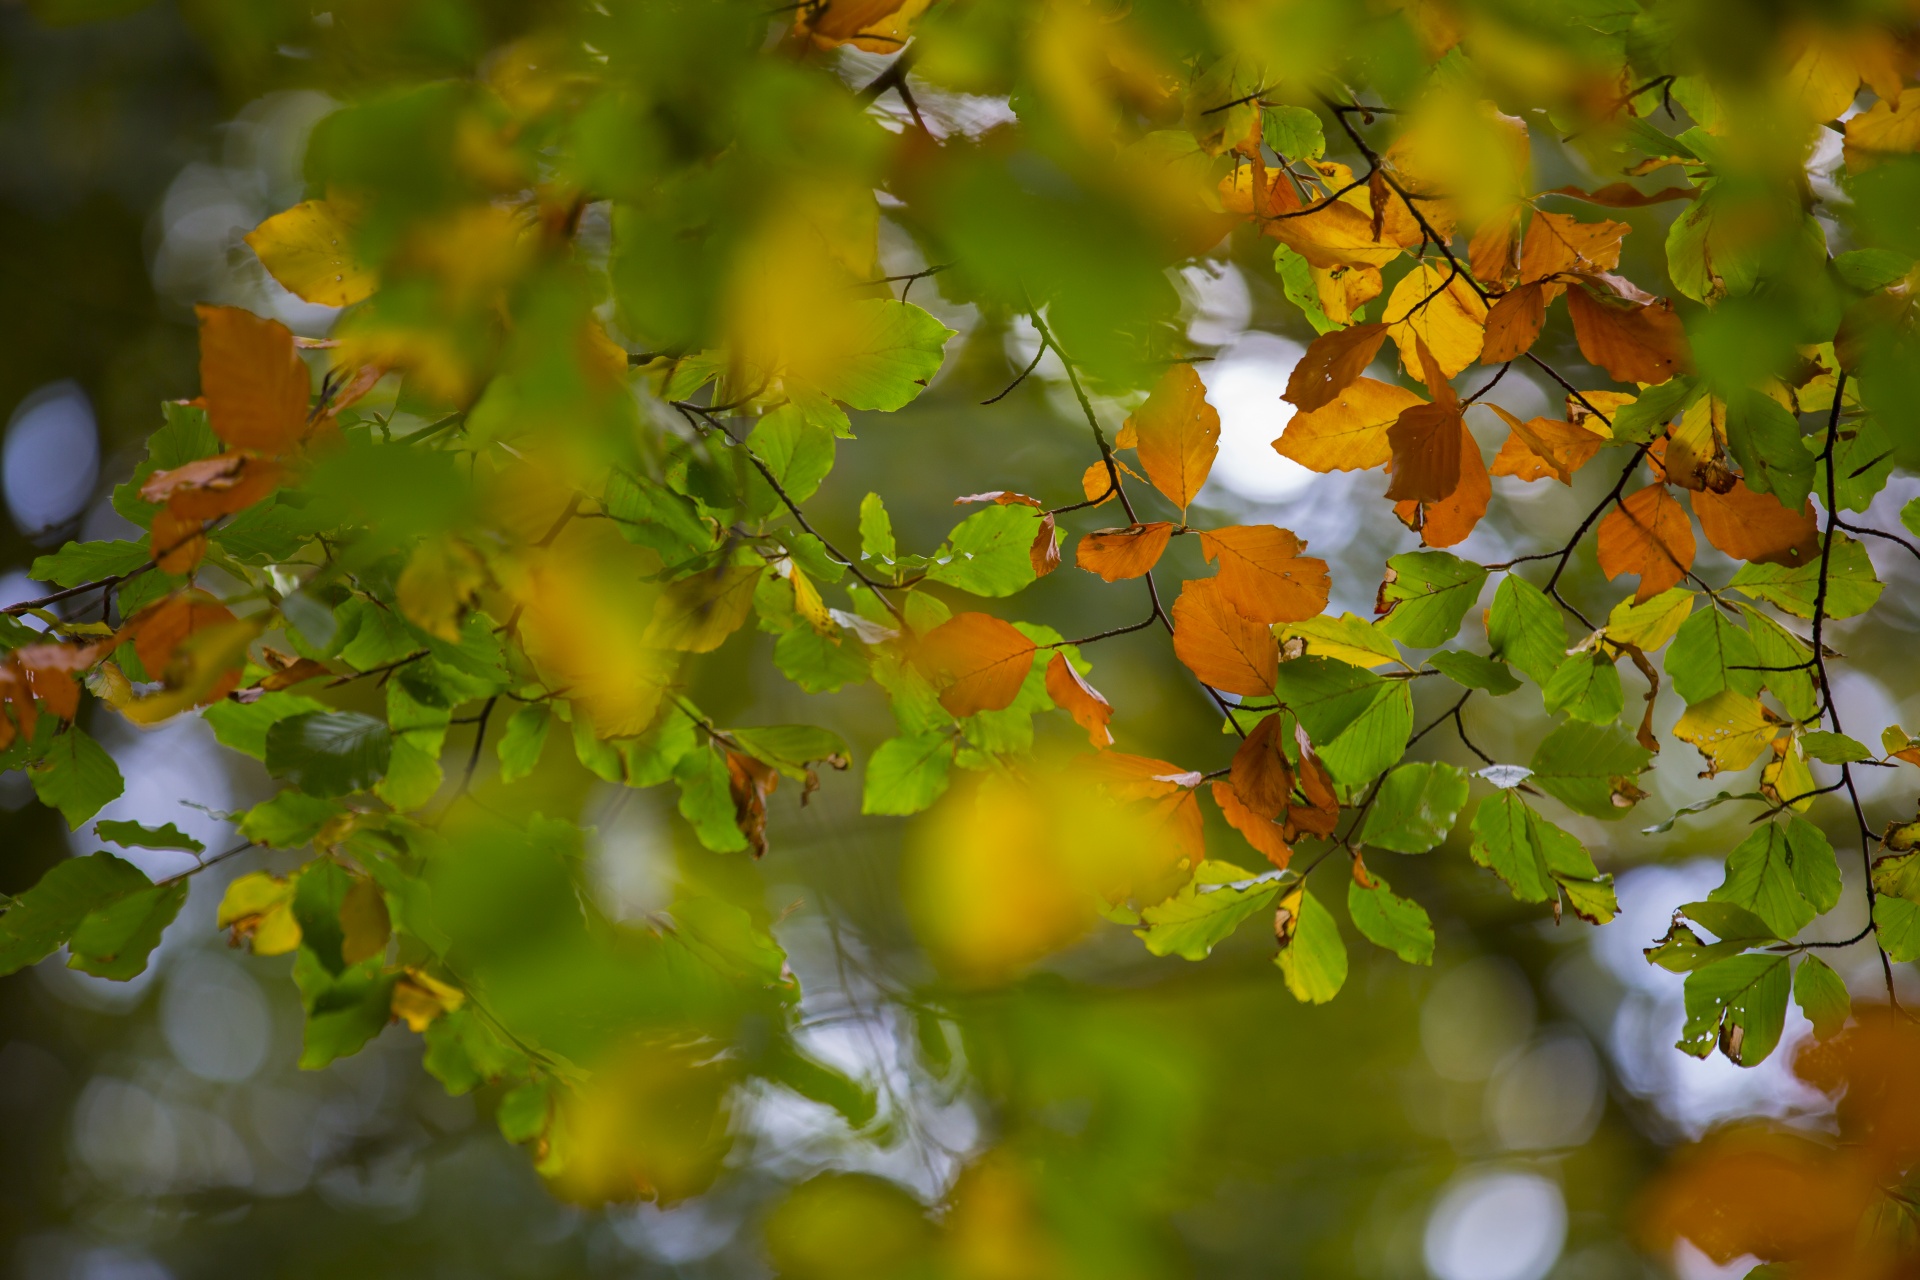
1170;578;1277;696
1486;405;1605;484
1198;526;1331;624
1045;652;1113;748
955;491;1042;508
1384;401;1464;503
1030;513;1061;578
1079;456;1143;505
1694;482;1820;567
725;750;778;859
1142;788;1208;878
1468;204;1523;288
1075;522;1174;582
1126;363;1219;512
1080;751;1203;800
1228;713;1292;820
1480;282;1546;363
1517;211;1628;286
150;507;208;575
14;642;108;721
1394;422;1489;548
918;613;1038;717
196;305;313;454
1567;288;1692;385
1597;483;1696;601
1544;183;1695;208
1283;322;1390;412
1273;377;1425;473
144;454;283;521
128;592;239;690
1211;780;1293;869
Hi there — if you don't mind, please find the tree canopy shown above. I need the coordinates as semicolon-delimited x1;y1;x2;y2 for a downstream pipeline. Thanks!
7;0;1920;1273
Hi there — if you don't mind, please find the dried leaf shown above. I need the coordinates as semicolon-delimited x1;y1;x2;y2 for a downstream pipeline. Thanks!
918;613;1039;717
1045;653;1113;748
1479;282;1546;363
1274;377;1424;473
1126;363;1220;512
1198;526;1331;624
1384;401;1464;503
1170;578;1278;696
1228;713;1292;819
1075;522;1174;582
1597;484;1697;601
1211;780;1293;868
1394;423;1489;548
1567;288;1692;385
1694;482;1820;567
196;305;313;454
1283;322;1389;412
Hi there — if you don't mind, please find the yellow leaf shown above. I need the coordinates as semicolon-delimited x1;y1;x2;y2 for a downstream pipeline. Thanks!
1384;261;1487;379
245;199;376;308
789;563;832;632
1673;690;1781;777
340;877;391;966
391;969;465;1033
1844;87;1920;171
1273;377;1424;472
1604;588;1696;653
1764;739;1818;813
641;565;765;654
397;537;487;642
1125;363;1219;513
216;871;302;956
1277;613;1402;668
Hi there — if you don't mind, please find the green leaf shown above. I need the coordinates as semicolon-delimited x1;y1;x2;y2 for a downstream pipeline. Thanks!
749;403;837;507
29;729;124;829
293;858;352;974
1316;681;1413;787
1738;604;1817;722
1730;535;1882;620
620;704;698;788
496;705;550;783
1528;722;1652;820
1815;416;1893;513
1269;656;1415;784
862;733;953;816
1904;496;1920;542
1485;575;1569;688
210;498;319;563
292;949;397;1069
94;820;204;853
239;790;345;848
1276;888;1347;1004
1645;901;1777;973
1800;731;1871;765
1347;876;1433;964
266;712;392;798
603;471;718;563
1678;953;1790;1066
675;747;746;853
1793;955;1850;1039
66;879;187;980
807;300;954;411
1360;762;1469;853
764;1039;877;1128
1470;792;1616;919
1273;245;1340;335
1376;552;1487;648
29;539;149;588
496;1077;552;1143
1542;650;1624;723
1136;876;1280;961
1833;248;1912;292
1875;895;1920;962
1666;606;1762;705
1724;390;1814;511
775;624;870;693
1262;104;1325;160
1426;650;1520;695
729;725;847;780
0;851;151;975
1708;819;1835;939
926;505;1041;597
1608;376;1704;444
859;492;896;563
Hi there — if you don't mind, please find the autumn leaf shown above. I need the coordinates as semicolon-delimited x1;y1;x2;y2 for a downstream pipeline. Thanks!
1480;282;1546;363
1567;288;1692;385
1487;406;1605;485
1843;86;1920;172
1394;423;1489;548
196;305;314;454
726;750;779;858
1030;513;1061;578
1079;455;1144;505
1227;713;1292;819
1075;522;1174;582
1384;261;1487;379
1384;401;1464;503
1597;484;1697;601
1674;690;1784;777
1516;211;1628;288
1694;482;1820;567
1125;364;1219;513
794;0;929;52
150;507;209;575
1274;378;1424;472
1212;780;1293;869
245;199;376;308
1198;526;1331;625
1170;578;1277;696
917;613;1039;717
141;454;283;521
1283;322;1389;412
1081;751;1203;801
1045;653;1113;748
642;565;766;653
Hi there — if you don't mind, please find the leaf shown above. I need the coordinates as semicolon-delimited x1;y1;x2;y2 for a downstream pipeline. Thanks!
1542;650;1625;724
1394;425;1489;548
29;729;124;829
1708;817;1838;939
1427;649;1521;695
265;711;393;798
1198;526;1330;624
496;705;550;783
1793;955;1850;1040
1529;721;1652;819
1283;322;1389;412
929;505;1042;597
195;304;312;453
1275;887;1347;1004
862;733;954;816
1045;653;1113;748
1605;588;1696;653
1724;391;1815;512
1384;261;1487;378
1874;895;1920;963
1667;606;1762;705
1075;522;1173;582
67;879;187;980
1480;282;1546;363
245;199;376;307
1801;731;1872;765
238;790;344;848
1485;575;1569;687
858;492;896;563
916;613;1038;717
1383;401;1464;503
1348;876;1434;964
1137;876;1280;961
0;851;151;976
1211;781;1294;868
202;691;329;760
1470;791;1615;918
216;870;300;955
1610;376;1705;445
30;539;150;588
1673;691;1782;777
1693;482;1819;568
1678;953;1790;1066
1171;578;1277;697
1273;377;1423;472
801;300;954;412
1262;104;1324;161
1729;536;1882;620
1126;363;1219;512
1567;288;1691;385
641;564;765;652
1228;713;1292;819
1596;484;1695;602
1376;551;1487;647
1278;613;1401;669
1360;762;1469;853
1486;406;1605;485
94;820;205;854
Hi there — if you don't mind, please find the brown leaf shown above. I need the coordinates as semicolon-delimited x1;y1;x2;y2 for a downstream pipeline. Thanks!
1170;578;1277;696
1487;405;1605;485
725;750;778;859
1283;322;1389;412
14;642;110;721
1393;422;1489;548
144;454;283;522
1480;282;1546;363
1030;513;1061;578
1198;525;1331;624
259;655;332;691
1544;183;1696;208
1211;780;1293;869
1597;484;1696;601
1384;402;1464;503
918;613;1039;717
150;508;208;575
1075;522;1174;582
1274;377;1425;473
1468;204;1524;288
1694;482;1820;567
1126;363;1219;512
1567;287;1692;385
1228;713;1292;820
1045;653;1113;748
1517;211;1628;286
196;305;313;454
954;491;1042;508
